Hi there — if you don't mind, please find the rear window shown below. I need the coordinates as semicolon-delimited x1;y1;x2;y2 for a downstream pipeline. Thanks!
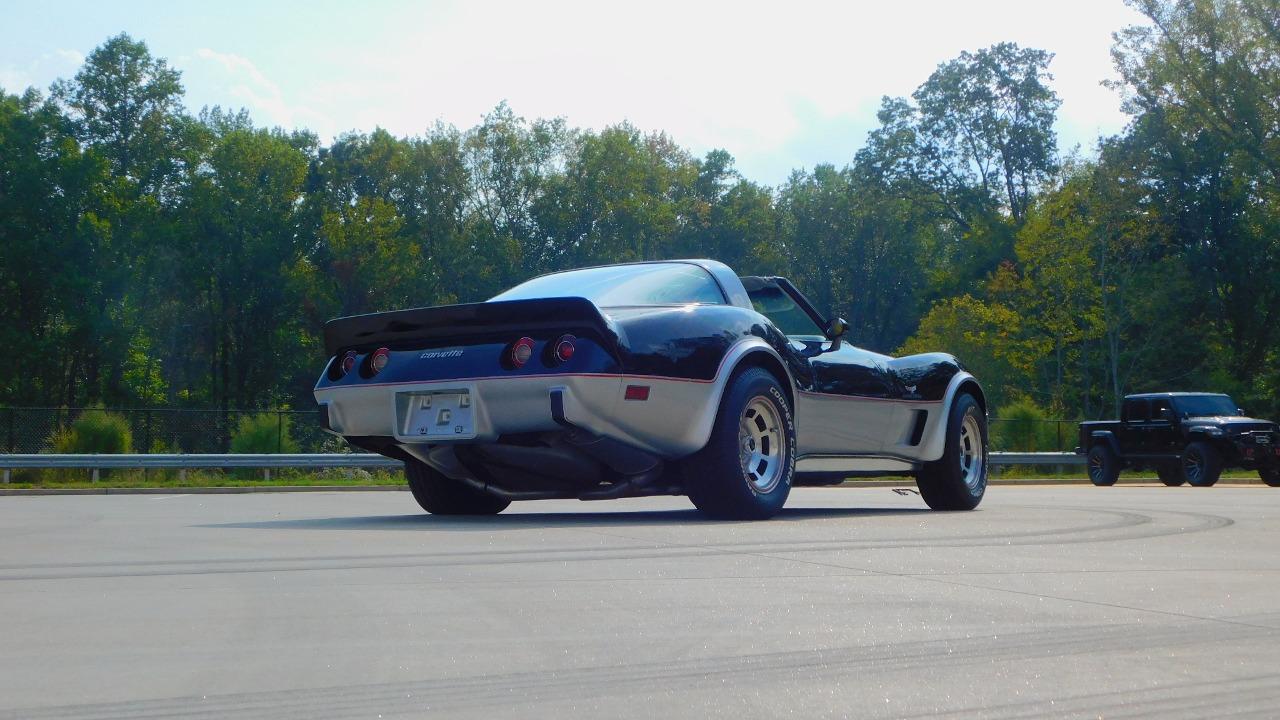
492;263;726;307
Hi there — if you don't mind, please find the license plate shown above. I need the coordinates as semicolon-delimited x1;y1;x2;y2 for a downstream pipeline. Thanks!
401;391;475;440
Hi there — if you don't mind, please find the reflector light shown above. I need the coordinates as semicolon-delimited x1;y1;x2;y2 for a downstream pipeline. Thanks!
340;351;358;376
511;337;535;368
369;347;390;375
555;335;576;363
625;385;650;401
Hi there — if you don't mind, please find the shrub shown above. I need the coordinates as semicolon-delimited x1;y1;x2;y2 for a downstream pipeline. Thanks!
51;411;133;454
991;399;1061;452
230;412;299;454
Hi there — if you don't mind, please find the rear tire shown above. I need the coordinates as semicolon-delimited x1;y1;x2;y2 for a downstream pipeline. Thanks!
684;367;795;520
915;393;986;511
1182;441;1222;487
1259;469;1280;487
405;459;510;515
1087;444;1120;486
1156;464;1185;486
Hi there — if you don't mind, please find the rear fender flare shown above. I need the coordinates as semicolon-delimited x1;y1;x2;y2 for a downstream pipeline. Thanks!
685;339;795;456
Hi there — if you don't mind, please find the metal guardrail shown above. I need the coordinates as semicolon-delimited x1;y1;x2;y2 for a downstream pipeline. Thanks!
988;452;1084;465
0;452;1082;483
0;453;400;482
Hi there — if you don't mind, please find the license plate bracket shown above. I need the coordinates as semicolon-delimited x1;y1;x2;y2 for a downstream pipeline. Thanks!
397;389;475;440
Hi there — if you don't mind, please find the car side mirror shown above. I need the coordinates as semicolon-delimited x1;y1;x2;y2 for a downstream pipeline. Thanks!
824;317;848;351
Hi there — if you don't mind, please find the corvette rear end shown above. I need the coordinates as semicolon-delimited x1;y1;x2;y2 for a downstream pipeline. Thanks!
315;295;707;504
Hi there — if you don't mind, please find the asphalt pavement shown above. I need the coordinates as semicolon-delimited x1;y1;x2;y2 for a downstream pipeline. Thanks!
1;485;1278;719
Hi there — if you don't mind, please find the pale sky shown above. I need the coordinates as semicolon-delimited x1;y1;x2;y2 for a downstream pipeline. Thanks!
0;0;1149;185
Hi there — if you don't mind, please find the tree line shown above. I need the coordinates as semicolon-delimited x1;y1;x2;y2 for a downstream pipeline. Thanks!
1;0;1277;423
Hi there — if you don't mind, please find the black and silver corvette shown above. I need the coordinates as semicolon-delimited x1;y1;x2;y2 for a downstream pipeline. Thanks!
315;260;988;519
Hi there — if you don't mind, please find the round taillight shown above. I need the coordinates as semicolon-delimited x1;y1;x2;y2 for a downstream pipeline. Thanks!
339;351;358;376
369;347;390;375
510;337;535;368
554;335;576;363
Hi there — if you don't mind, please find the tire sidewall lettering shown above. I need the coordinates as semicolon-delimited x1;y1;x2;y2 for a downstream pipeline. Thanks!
767;384;796;491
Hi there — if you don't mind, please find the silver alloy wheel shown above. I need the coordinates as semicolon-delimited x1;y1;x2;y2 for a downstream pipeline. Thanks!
958;413;985;490
739;395;786;494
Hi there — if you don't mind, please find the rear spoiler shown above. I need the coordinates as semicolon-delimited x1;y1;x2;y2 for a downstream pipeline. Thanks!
323;297;614;356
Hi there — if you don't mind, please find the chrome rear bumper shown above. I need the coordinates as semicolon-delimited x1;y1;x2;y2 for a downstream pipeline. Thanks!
315;373;718;459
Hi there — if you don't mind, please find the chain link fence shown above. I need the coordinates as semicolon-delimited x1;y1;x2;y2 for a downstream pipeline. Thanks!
0;407;1081;455
0;407;334;454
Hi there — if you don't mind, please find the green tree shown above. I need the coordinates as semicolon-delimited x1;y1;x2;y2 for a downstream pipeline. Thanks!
898;295;1033;408
181;126;310;411
0;88;111;405
1111;0;1280;410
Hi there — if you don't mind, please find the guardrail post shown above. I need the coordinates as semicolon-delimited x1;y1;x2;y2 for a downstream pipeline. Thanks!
263;468;271;481
2;468;9;484
91;467;99;483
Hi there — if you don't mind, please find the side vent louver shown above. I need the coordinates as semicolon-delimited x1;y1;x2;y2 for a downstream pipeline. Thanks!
908;410;929;446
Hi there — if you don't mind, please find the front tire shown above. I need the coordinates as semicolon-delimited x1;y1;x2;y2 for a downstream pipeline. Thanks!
684;367;795;520
1182;441;1222;487
405;460;510;515
1087;444;1120;486
915;393;986;510
1260;469;1280;487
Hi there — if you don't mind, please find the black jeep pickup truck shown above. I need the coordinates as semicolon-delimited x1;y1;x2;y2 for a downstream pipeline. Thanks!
1078;393;1280;487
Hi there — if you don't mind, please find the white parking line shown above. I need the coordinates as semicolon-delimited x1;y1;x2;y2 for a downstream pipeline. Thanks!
148;494;191;500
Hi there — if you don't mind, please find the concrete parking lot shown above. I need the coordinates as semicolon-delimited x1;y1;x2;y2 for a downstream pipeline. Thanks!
1;485;1278;719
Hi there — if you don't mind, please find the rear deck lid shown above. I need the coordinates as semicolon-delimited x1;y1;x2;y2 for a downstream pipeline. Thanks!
323;297;617;356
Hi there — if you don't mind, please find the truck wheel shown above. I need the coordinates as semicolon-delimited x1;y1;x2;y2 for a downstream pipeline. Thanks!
1260;469;1280;487
1182;442;1222;487
1087;444;1120;486
1156;464;1185;486
915;393;986;510
405;459;510;515
684;367;795;520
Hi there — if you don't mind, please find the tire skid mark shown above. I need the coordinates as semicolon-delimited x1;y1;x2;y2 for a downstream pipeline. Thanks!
0;507;1232;582
1;620;1271;720
0;505;1140;572
896;674;1280;720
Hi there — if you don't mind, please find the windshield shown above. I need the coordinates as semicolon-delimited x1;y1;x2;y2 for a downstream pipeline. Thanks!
491;263;726;306
1174;395;1239;418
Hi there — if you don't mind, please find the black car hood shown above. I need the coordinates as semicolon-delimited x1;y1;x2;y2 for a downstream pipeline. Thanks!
1184;416;1277;433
